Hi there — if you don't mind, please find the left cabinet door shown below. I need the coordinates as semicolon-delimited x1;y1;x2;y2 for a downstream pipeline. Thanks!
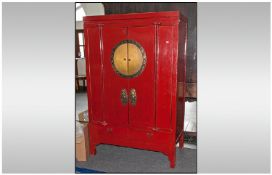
101;26;129;126
86;25;129;126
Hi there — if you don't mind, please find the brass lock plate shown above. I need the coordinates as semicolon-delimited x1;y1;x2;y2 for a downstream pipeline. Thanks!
130;89;137;106
111;40;146;78
120;89;128;105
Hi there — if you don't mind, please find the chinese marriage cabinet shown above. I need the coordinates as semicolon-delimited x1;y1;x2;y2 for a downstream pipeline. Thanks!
83;11;187;168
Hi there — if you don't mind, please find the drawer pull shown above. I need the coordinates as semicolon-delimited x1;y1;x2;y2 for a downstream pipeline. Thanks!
146;132;153;138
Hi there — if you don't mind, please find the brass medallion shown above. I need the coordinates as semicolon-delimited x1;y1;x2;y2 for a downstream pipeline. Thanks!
111;40;146;78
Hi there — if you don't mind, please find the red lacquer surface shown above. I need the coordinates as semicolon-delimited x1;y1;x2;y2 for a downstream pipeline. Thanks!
84;11;187;168
127;25;156;129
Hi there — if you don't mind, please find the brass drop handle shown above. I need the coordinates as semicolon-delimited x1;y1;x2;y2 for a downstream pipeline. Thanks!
129;89;137;106
120;89;128;105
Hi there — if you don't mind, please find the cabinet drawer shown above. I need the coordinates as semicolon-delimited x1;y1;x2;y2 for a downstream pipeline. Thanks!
128;128;172;145
99;126;127;141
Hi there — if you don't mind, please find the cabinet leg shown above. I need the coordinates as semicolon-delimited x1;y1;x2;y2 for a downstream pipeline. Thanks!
90;144;96;155
75;79;79;92
83;79;86;91
168;148;176;168
179;133;184;149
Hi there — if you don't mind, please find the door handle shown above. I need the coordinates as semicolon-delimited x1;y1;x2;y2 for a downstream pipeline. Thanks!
120;89;128;105
129;89;137;106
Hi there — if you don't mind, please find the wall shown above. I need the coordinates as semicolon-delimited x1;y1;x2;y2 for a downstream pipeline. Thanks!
76;3;105;30
76;3;105;86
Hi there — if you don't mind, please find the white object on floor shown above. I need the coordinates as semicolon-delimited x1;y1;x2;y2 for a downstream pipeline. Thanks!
184;143;197;149
176;142;197;149
76;93;88;121
76;121;84;138
184;101;197;132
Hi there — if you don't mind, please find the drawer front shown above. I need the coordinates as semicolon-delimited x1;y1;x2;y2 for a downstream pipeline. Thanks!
91;124;173;148
99;126;127;142
128;128;172;145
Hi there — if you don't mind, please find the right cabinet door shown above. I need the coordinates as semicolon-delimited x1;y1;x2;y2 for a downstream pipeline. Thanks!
127;25;156;129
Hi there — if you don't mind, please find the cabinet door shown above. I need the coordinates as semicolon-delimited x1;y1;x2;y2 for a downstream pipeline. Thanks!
127;25;156;129
102;26;129;126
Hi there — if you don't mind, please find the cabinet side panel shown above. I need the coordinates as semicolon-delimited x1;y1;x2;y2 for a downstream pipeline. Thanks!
176;19;187;140
85;27;104;122
156;25;174;129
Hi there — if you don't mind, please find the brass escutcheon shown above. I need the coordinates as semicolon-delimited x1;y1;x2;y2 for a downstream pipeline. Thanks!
120;89;128;105
129;89;137;106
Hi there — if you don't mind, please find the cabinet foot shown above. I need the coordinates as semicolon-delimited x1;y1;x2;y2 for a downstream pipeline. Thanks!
179;133;184;149
168;148;176;168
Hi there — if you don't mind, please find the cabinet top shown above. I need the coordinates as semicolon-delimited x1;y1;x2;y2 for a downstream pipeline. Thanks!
83;11;182;22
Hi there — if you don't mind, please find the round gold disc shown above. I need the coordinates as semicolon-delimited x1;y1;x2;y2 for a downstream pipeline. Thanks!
112;40;146;78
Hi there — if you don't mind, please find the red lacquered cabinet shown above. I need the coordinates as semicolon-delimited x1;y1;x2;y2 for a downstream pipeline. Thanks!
83;11;187;168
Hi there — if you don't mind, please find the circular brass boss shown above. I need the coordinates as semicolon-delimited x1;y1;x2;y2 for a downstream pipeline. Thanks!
111;40;146;78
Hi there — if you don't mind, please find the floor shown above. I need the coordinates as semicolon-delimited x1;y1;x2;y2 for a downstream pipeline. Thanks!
76;145;196;173
76;92;197;173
